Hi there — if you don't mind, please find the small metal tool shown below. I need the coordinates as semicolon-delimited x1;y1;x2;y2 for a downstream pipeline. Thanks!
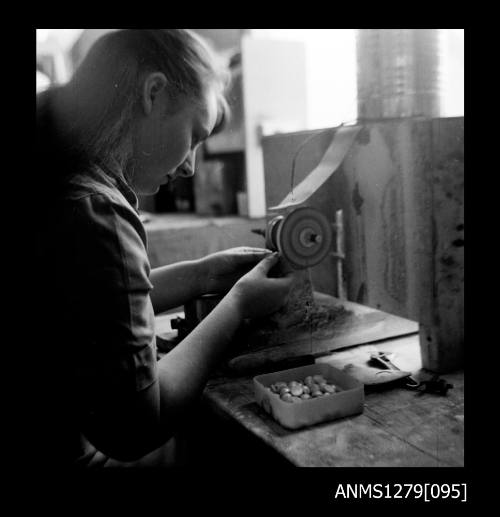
369;351;421;389
369;351;454;395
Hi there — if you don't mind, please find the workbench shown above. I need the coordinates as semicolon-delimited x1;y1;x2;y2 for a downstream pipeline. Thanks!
156;314;464;468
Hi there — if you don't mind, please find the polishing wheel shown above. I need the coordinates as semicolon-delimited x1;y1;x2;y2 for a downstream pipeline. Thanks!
267;207;332;269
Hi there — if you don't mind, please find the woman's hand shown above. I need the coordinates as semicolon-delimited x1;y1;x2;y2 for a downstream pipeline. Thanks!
228;252;294;319
198;247;273;295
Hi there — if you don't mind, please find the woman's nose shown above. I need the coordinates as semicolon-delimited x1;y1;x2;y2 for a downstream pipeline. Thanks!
178;152;196;178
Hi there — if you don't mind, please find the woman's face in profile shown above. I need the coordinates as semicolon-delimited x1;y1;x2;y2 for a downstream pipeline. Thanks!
130;82;219;196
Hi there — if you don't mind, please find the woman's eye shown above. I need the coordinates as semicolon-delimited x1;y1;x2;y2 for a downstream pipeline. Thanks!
192;131;208;149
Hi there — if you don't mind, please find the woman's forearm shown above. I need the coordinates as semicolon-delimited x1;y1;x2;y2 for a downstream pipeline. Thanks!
156;290;243;424
149;259;206;313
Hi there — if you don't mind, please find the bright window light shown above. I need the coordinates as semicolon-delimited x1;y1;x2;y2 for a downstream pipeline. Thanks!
251;29;357;129
439;29;464;117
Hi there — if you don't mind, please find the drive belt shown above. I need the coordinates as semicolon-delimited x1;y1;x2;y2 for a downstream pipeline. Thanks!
269;125;362;211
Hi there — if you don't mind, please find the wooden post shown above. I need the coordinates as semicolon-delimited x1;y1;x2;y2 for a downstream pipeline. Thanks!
417;118;464;372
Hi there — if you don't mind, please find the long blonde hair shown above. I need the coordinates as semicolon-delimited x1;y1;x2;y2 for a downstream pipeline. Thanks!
50;29;230;182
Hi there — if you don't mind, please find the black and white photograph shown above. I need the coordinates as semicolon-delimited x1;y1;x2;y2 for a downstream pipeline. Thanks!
34;28;465;503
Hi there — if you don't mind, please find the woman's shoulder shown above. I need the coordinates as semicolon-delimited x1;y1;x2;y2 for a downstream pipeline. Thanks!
67;169;129;201
66;170;136;213
63;172;146;243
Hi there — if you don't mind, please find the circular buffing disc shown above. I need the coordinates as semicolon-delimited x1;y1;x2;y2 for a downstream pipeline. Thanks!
276;207;332;269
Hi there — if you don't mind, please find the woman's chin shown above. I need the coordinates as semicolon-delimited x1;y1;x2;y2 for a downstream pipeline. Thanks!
136;184;161;196
131;174;168;195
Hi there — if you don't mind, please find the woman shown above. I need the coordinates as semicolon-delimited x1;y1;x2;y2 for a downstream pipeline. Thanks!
35;29;292;467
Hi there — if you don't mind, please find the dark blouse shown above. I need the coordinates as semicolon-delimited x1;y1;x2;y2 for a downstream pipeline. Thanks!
35;91;158;466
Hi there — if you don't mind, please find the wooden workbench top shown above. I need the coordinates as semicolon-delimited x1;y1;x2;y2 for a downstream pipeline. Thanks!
203;335;464;467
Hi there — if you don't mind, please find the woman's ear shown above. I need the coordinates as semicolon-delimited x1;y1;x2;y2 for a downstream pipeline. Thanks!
141;72;168;116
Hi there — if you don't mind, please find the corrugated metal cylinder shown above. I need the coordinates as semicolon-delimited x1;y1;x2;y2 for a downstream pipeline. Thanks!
356;29;440;119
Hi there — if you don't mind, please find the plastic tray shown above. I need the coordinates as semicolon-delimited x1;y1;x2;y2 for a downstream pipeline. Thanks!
253;363;364;429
